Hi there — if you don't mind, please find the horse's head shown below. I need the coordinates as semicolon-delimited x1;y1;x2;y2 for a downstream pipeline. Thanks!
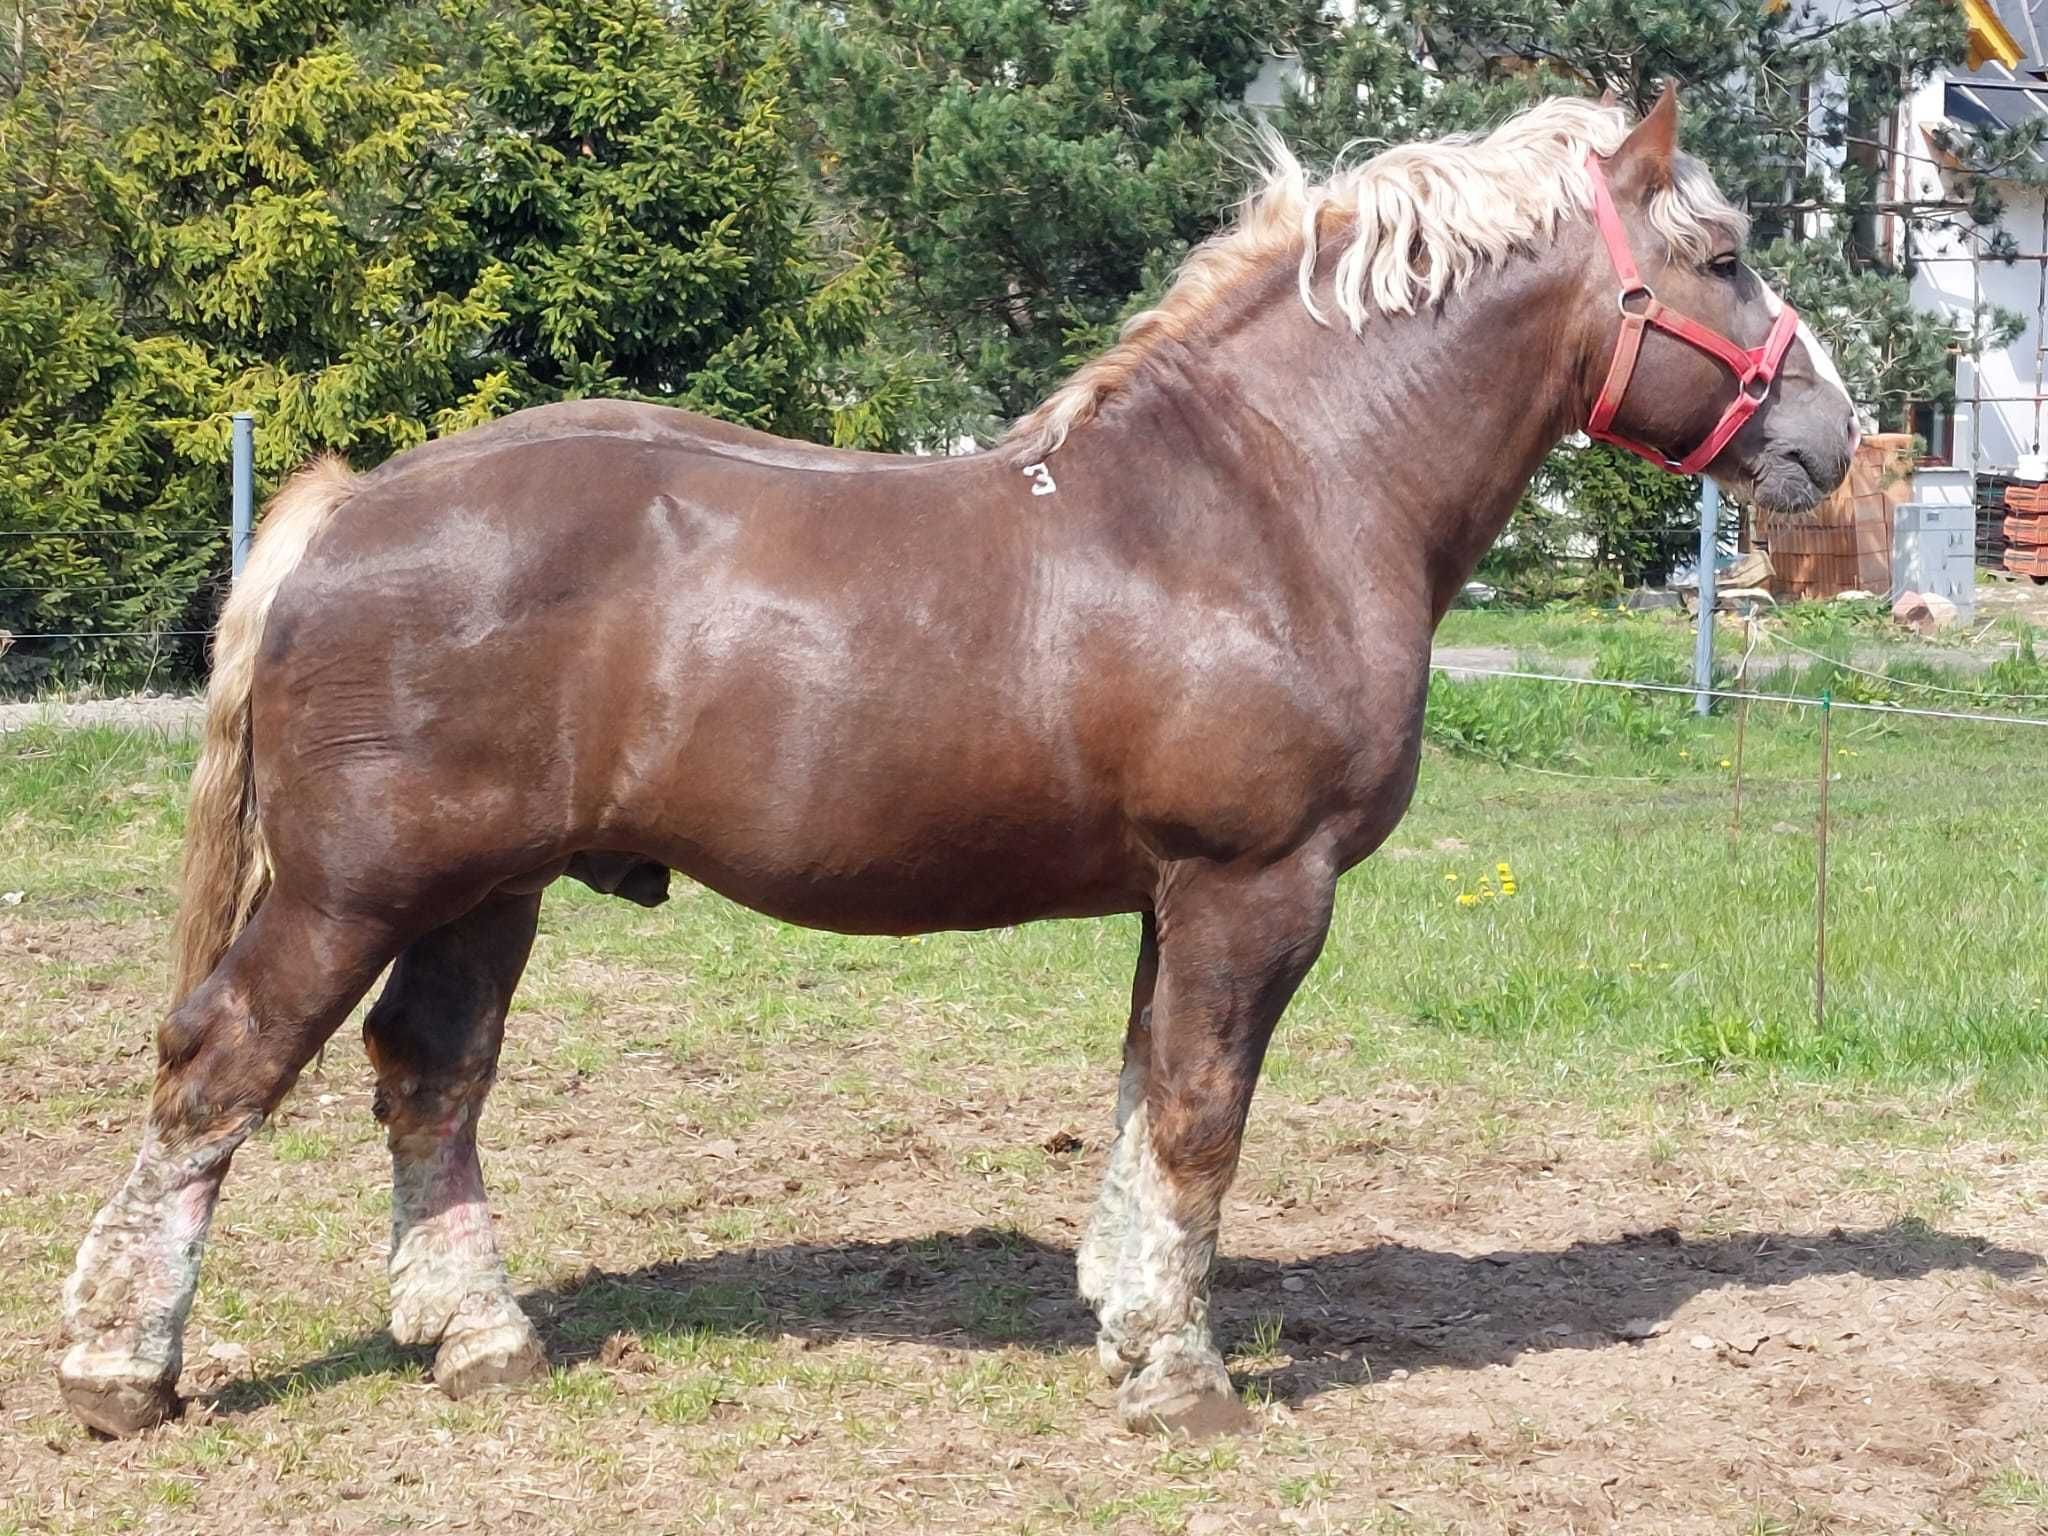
1572;87;1858;513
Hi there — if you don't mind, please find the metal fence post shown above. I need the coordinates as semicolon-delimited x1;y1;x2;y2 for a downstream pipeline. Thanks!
230;412;255;581
1693;477;1719;716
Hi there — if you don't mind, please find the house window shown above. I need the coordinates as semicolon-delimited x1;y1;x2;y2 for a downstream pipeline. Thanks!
1908;397;1957;464
1892;353;1958;464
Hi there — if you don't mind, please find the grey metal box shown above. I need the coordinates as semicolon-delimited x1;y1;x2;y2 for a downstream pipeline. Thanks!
1893;503;1976;618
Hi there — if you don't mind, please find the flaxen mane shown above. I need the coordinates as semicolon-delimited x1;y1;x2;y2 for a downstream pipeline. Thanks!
1003;96;1747;463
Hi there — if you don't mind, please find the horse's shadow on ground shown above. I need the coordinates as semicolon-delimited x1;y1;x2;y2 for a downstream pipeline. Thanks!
213;1218;2039;1416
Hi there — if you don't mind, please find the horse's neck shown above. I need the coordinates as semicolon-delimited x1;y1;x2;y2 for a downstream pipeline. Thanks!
1102;256;1587;621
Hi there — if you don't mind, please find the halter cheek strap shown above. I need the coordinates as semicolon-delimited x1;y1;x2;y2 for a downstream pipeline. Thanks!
1583;152;1801;477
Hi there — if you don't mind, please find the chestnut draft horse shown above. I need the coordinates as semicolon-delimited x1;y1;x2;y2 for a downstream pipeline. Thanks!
60;88;1856;1438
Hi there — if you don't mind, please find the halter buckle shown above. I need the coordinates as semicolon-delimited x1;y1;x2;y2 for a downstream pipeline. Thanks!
1617;284;1656;318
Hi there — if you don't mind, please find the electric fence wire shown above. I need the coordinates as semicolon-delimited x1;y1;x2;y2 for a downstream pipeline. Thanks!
1760;625;2048;704
1427;661;2048;729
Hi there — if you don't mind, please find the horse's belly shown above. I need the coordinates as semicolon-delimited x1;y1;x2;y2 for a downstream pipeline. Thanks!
599;653;1143;931
637;814;1140;935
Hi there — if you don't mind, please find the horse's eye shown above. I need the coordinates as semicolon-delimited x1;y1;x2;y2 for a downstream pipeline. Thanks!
1708;254;1741;279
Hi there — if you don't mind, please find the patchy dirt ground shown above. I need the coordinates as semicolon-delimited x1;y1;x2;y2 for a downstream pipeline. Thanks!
1972;573;2048;628
4;912;2047;1535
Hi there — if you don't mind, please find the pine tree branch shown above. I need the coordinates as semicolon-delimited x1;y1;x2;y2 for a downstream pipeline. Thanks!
1780;0;1922;48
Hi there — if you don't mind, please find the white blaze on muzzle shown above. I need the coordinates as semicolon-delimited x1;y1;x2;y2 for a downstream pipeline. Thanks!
1759;281;1862;430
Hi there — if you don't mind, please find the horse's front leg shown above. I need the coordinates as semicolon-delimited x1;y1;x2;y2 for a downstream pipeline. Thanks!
1091;854;1333;1434
1076;912;1156;1316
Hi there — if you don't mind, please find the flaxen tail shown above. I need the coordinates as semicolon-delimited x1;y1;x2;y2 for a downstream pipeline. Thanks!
169;455;356;1001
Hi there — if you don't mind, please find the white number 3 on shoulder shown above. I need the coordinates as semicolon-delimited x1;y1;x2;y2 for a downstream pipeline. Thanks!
1022;461;1057;497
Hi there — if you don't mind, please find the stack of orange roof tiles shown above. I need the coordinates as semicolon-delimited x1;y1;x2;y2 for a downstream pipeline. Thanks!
2004;482;2048;580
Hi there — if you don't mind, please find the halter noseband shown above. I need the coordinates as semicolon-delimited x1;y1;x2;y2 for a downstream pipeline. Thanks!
1583;152;1800;476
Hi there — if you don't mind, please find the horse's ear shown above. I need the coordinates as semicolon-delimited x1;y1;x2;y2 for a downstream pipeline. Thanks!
1610;82;1679;196
1597;86;1618;110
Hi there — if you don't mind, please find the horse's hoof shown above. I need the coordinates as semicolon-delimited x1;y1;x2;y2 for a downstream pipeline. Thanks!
57;1343;180;1437
1117;1350;1250;1437
432;1318;546;1399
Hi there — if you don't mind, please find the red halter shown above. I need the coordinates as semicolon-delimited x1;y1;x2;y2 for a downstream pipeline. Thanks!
1583;152;1800;476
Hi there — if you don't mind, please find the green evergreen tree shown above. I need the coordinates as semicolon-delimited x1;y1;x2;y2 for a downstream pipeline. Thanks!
436;0;903;444
3;0;908;683
787;0;1324;441
0;5;217;685
85;0;514;468
3;0;513;683
88;0;520;468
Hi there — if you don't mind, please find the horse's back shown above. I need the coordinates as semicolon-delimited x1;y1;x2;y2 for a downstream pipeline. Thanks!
364;397;919;480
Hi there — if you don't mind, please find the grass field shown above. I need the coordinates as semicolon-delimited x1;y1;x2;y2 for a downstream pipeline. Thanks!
5;633;2048;1532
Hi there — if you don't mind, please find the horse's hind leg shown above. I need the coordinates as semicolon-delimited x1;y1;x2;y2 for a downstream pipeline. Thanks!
1092;855;1332;1435
1076;913;1156;1317
60;894;399;1435
363;892;545;1398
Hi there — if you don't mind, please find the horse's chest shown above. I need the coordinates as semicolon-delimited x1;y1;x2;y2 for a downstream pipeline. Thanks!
1124;684;1421;868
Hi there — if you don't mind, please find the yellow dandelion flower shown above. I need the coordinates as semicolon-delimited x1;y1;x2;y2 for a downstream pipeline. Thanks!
1456;892;1480;908
1719;757;1732;769
1444;871;1460;882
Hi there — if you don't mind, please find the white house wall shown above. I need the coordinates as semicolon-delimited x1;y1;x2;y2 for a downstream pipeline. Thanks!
1894;76;2048;478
